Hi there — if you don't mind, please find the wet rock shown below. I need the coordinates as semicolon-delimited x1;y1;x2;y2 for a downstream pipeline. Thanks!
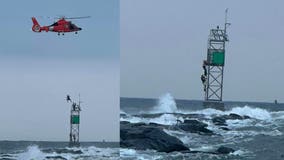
56;149;83;154
212;116;227;126
46;156;67;160
0;158;17;160
228;113;243;119
181;146;235;155
177;119;214;135
212;113;251;126
134;113;164;118
220;127;230;131
148;122;167;127
0;154;13;157
216;146;235;154
243;115;251;119
120;121;189;153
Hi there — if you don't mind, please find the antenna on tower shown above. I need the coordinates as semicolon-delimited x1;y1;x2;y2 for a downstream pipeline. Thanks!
224;8;231;40
78;93;82;111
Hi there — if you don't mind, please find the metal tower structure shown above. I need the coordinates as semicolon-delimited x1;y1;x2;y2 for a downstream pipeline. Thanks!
201;9;230;109
66;94;82;147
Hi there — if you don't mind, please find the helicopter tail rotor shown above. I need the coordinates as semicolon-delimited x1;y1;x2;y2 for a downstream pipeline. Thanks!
31;17;41;32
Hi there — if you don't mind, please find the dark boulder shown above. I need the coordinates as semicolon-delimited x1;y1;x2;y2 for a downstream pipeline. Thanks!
180;146;235;155
120;121;189;153
212;116;227;126
220;127;230;131
212;113;251;126
216;146;235;154
243;115;251;119
227;113;243;120
46;156;67;160
177;119;214;135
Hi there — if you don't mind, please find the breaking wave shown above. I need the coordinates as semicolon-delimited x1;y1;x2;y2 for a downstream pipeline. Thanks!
228;106;271;120
120;95;284;160
6;145;119;160
151;93;178;113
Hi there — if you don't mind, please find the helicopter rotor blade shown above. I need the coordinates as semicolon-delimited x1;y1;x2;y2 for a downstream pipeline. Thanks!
64;16;91;19
38;16;53;19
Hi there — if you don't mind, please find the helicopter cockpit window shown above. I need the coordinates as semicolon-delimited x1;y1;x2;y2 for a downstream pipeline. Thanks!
50;22;58;26
69;23;76;30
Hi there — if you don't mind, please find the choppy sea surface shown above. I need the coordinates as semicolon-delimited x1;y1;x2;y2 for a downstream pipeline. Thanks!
120;94;284;160
0;141;119;160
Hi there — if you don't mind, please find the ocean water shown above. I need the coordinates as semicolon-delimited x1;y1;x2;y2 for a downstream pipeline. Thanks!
0;141;119;160
120;93;284;160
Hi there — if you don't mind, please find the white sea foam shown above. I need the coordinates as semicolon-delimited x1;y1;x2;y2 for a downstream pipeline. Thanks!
120;148;137;156
191;145;215;152
15;145;119;160
271;111;284;120
120;149;162;160
81;146;119;159
152;93;178;113
17;145;45;160
187;106;272;121
228;106;271;120
189;108;224;117
151;114;182;125
230;149;251;156
120;110;127;115
226;119;254;128
120;115;143;123
120;113;183;125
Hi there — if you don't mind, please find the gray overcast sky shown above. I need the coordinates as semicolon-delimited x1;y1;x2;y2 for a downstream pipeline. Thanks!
121;0;284;103
0;0;119;141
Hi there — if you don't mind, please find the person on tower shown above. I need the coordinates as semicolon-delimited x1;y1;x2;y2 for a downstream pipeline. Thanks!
203;60;208;76
201;60;208;92
72;103;76;111
66;95;72;103
201;74;206;91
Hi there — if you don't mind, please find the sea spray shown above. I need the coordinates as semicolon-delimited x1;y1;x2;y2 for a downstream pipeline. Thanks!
82;146;119;158
18;145;45;160
152;93;178;113
228;106;271;120
189;106;272;121
120;113;182;125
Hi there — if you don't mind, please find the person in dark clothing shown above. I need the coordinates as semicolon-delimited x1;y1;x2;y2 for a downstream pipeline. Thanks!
203;65;207;76
201;74;206;83
203;60;207;76
201;74;206;91
66;95;71;102
201;60;208;91
72;103;76;111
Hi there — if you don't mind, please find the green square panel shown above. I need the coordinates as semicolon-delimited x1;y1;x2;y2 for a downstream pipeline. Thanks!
212;52;224;65
72;115;80;124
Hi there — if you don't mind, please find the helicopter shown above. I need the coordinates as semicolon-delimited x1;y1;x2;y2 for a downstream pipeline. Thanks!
31;16;90;35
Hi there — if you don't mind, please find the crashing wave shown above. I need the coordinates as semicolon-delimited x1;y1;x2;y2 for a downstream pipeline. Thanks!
12;145;119;160
152;93;178;113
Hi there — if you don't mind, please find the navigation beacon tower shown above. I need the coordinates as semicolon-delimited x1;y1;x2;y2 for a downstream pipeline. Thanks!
66;94;82;146
201;9;231;109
